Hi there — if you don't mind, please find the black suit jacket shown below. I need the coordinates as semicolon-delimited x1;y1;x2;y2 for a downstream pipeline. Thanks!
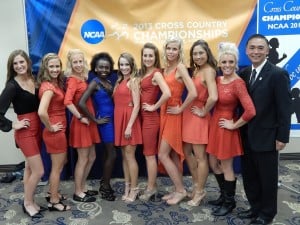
239;61;292;152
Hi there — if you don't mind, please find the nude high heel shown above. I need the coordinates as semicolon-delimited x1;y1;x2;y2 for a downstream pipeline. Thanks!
166;190;187;205
187;190;206;206
122;182;131;201
139;188;158;201
125;187;140;202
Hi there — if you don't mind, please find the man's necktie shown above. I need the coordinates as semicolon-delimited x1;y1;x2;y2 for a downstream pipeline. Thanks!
249;69;257;86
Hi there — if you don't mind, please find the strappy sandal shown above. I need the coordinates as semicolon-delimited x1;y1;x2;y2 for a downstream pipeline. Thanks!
45;192;67;202
84;190;98;196
73;194;96;202
48;201;70;211
99;184;116;201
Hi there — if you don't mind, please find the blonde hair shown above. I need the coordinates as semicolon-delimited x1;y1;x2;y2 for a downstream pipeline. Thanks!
162;37;184;66
37;53;64;88
218;42;239;71
65;49;89;78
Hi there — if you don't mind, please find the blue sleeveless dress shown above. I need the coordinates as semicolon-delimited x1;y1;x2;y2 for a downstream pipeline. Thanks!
92;77;114;143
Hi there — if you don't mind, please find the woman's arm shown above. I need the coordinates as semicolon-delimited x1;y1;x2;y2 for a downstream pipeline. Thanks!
176;63;197;113
142;71;171;112
38;89;63;132
78;81;98;123
201;68;218;116
220;79;256;130
124;79;140;137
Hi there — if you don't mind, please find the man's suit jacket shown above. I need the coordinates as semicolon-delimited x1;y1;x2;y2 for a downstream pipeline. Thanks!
239;61;291;152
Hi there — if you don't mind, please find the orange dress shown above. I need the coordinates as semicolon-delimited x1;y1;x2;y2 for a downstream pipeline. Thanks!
140;69;160;156
39;82;67;153
182;74;210;144
159;68;185;172
64;76;100;148
113;79;142;146
206;77;255;160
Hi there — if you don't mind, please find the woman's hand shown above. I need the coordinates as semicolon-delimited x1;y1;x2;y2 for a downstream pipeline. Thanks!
49;122;64;132
80;117;90;125
219;118;235;130
191;106;206;117
124;126;132;139
96;116;110;125
166;105;181;114
13;118;30;130
142;103;156;112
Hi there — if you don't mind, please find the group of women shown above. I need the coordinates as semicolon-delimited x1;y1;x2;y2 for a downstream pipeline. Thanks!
0;37;256;218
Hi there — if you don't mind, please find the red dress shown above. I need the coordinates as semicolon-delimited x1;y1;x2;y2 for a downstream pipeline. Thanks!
182;74;210;144
39;82;67;153
159;68;185;172
206;77;255;160
113;79;142;146
140;69;160;156
64;76;100;148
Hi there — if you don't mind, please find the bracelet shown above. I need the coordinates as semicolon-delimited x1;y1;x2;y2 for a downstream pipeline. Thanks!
78;115;83;120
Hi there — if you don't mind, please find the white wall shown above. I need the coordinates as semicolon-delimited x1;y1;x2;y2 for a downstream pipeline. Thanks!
0;0;27;165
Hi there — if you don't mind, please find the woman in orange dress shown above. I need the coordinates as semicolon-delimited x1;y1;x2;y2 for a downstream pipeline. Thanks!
37;53;70;211
64;49;100;202
0;50;44;218
206;42;256;216
158;37;197;205
182;40;218;206
113;53;142;202
139;43;170;201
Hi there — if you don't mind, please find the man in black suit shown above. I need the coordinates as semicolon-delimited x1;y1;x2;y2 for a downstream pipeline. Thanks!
239;34;292;225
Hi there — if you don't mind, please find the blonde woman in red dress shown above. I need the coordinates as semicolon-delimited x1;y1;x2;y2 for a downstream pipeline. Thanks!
37;53;70;211
206;42;256;216
113;53;142;202
158;37;197;205
182;40;218;206
139;43;170;201
64;49;100;202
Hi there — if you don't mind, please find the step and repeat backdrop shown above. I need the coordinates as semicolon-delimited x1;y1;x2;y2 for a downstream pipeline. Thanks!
25;0;300;138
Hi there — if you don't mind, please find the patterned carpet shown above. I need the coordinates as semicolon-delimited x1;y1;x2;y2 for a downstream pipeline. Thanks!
0;159;299;225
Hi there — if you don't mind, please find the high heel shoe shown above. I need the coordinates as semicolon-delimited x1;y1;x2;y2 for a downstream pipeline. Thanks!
125;187;140;202
48;201;71;211
22;204;44;219
122;182;131;201
187;190;206;206
139;188;157;201
166;190;187;205
162;192;175;201
187;183;198;199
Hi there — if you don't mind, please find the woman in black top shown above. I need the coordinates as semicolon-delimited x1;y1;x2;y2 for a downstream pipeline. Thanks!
0;50;45;218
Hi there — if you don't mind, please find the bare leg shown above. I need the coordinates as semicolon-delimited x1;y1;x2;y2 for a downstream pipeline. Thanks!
23;155;44;214
158;140;185;192
121;147;130;200
183;142;197;184
122;145;139;201
193;144;209;192
145;155;157;191
209;154;222;174
74;147;89;196
81;145;96;191
220;158;235;181
49;152;67;203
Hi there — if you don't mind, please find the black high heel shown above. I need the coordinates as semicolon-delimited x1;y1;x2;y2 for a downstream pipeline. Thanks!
22;204;44;219
99;184;116;201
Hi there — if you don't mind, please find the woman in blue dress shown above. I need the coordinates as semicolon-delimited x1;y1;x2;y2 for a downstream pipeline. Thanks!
79;52;116;201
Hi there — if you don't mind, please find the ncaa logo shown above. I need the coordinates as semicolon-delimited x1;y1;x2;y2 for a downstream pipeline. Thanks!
81;19;105;44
